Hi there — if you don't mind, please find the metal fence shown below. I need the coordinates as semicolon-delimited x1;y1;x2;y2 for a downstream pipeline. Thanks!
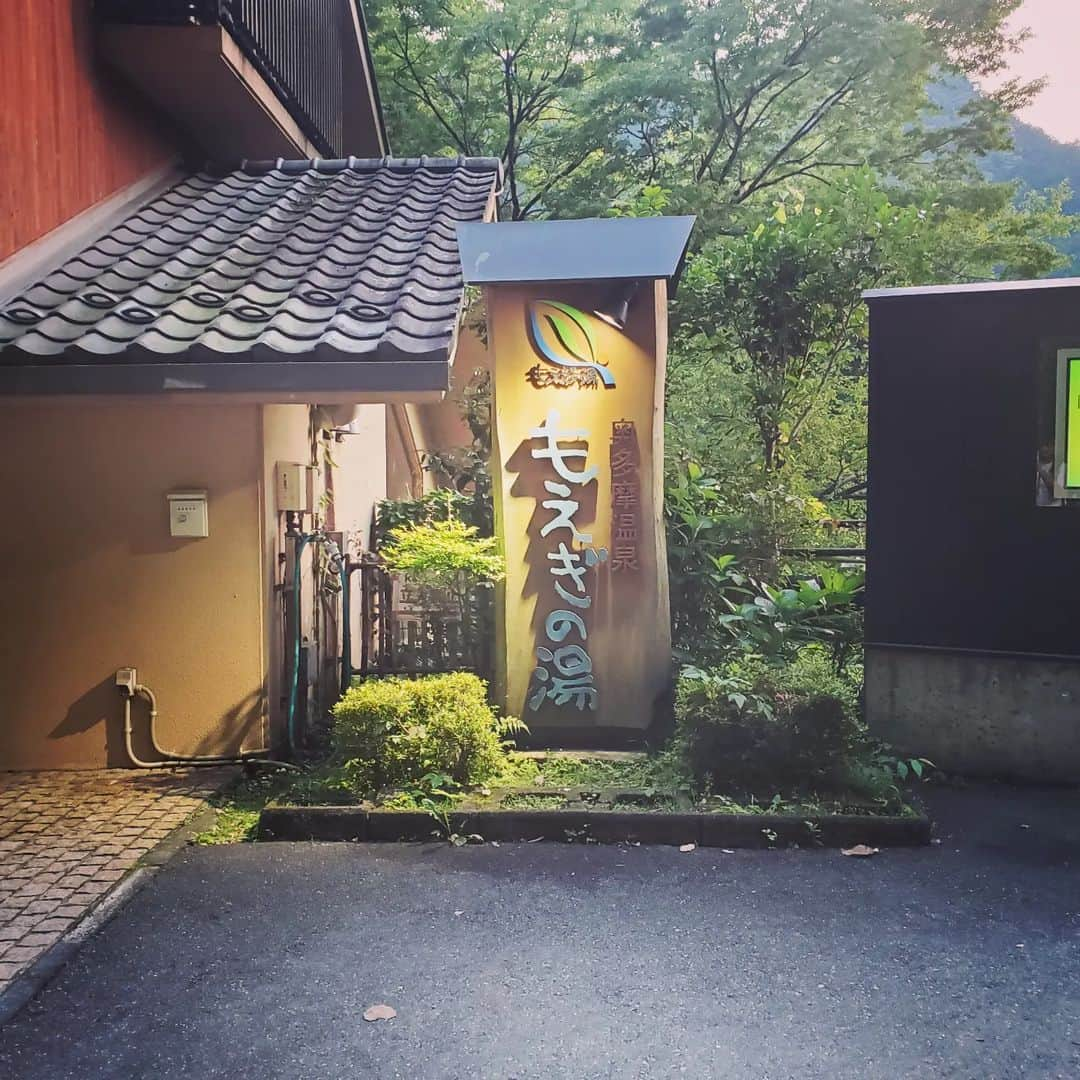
347;557;493;682
224;0;345;157
97;0;362;157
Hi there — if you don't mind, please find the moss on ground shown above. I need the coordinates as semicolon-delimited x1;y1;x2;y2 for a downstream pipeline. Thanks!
192;751;920;844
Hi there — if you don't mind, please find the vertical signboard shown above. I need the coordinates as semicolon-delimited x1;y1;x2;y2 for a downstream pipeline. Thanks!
487;282;671;737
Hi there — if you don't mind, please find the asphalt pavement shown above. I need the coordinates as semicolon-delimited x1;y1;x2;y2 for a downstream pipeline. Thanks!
0;783;1078;1079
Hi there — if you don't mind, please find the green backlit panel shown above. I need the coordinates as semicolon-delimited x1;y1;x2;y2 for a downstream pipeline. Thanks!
1068;358;1080;489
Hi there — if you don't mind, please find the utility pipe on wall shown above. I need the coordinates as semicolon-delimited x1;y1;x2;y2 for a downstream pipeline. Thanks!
284;529;347;753
118;673;293;770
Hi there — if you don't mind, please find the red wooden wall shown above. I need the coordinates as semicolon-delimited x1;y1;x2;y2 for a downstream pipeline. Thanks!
0;1;176;262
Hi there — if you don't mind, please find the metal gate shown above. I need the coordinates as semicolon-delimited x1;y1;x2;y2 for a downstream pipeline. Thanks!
346;556;493;681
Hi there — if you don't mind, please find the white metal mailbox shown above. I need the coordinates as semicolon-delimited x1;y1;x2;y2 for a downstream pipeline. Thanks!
167;491;209;538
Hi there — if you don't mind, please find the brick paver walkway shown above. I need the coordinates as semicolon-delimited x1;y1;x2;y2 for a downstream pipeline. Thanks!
0;769;232;993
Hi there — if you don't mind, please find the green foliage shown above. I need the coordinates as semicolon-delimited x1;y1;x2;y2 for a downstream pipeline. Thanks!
374;495;500;676
374;0;1076;572
374;489;483;548
398;771;461;837
530;753;683;792
665;459;863;667
367;0;635;219
719;568;865;670
665;455;835;586
665;460;744;651
840;746;935;807
370;0;1040;221
194;806;261;845
331;673;523;790
420;368;495;535
193;766;304;844
380;519;505;624
667;167;1072;562
674;650;864;789
605;184;670;219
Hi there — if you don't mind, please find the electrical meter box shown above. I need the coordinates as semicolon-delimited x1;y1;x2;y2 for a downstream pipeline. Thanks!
275;461;313;512
167;491;209;538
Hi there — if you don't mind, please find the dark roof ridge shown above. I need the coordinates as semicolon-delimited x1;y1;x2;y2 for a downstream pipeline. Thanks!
204;156;502;178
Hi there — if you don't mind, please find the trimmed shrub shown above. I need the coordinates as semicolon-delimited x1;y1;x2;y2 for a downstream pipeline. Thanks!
675;648;863;788
331;672;519;791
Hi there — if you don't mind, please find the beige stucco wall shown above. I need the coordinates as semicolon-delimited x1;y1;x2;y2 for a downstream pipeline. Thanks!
330;404;388;555
406;327;491;488
0;401;268;769
0;389;452;770
386;405;422;501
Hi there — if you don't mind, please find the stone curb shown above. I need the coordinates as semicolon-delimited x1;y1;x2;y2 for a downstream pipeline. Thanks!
258;806;932;848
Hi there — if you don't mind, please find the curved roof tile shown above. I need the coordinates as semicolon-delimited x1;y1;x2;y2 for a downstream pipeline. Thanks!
0;157;500;390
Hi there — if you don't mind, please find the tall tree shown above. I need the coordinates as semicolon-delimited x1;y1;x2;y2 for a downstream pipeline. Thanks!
366;0;634;218
603;0;1040;224
369;0;1040;222
667;169;1071;560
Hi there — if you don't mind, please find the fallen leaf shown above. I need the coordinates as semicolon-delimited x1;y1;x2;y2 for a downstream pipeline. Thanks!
840;844;879;857
679;843;697;853
363;1004;397;1023
490;840;500;848
453;910;464;916
527;836;544;843
466;833;485;845
1018;824;1030;830
720;849;735;855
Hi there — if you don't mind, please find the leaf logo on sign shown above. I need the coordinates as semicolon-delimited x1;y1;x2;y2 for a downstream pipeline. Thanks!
527;301;615;388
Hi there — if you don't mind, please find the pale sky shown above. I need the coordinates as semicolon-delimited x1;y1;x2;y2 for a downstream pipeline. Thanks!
983;0;1080;144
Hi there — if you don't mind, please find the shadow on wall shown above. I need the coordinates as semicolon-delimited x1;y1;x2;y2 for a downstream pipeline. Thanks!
52;677;266;769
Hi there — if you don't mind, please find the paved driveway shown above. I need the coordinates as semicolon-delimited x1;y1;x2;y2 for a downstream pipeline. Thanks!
0;769;231;992
1;783;1078;1079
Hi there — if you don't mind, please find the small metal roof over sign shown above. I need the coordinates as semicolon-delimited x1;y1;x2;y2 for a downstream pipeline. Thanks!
457;216;696;290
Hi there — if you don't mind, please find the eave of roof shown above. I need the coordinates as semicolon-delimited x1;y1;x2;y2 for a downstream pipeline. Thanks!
864;276;1080;301
0;156;501;398
457;215;696;290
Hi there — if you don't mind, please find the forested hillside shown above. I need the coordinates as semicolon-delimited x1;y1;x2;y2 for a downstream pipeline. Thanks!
983;119;1080;274
931;76;1080;275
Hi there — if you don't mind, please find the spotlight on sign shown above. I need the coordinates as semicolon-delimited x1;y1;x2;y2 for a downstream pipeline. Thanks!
592;280;640;331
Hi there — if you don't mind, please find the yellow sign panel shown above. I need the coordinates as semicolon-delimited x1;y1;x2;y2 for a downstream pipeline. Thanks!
1067;357;1080;489
486;282;671;736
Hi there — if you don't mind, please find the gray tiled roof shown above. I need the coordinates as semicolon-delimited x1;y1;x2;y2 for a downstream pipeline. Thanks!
0;157;499;386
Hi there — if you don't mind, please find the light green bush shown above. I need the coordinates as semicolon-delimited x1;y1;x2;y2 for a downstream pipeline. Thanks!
331;672;521;791
379;518;504;620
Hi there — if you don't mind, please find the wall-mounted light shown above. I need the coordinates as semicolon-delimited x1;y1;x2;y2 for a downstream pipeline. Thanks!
592;280;640;331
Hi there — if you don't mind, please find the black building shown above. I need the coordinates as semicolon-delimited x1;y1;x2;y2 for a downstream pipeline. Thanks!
865;278;1080;781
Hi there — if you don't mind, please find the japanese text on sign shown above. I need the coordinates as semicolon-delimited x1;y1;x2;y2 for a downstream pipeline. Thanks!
610;419;640;573
526;409;608;712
